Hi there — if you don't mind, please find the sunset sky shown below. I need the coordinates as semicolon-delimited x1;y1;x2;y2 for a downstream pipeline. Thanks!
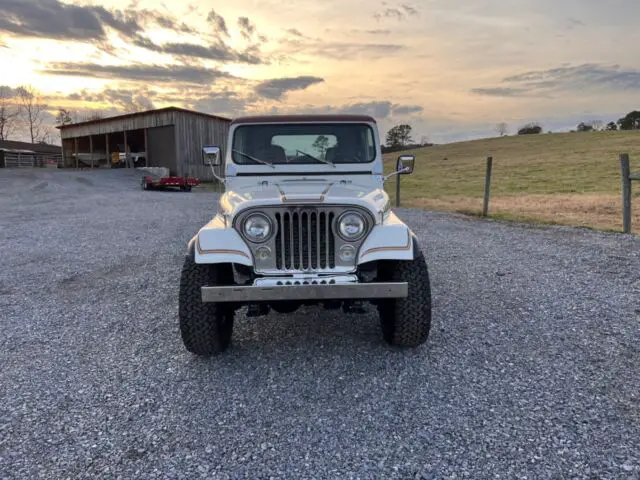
1;0;640;144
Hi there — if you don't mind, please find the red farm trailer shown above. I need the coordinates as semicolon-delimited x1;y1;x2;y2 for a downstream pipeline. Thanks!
141;175;200;191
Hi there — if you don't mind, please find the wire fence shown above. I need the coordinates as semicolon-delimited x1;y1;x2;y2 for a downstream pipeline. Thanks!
387;153;640;234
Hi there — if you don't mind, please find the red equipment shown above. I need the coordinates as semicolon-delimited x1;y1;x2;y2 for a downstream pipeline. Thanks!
141;175;200;191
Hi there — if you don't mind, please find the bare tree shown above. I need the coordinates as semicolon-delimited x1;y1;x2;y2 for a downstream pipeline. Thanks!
16;85;48;143
496;122;508;136
0;86;20;140
38;128;54;145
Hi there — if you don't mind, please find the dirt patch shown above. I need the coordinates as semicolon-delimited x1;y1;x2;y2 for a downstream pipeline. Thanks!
56;256;149;290
0;281;14;295
75;176;94;186
407;194;640;234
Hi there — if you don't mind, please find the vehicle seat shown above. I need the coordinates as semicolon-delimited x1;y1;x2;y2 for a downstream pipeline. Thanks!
254;145;287;163
325;145;360;163
325;147;337;163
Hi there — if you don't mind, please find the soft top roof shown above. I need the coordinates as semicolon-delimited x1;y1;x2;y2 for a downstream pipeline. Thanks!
230;114;377;125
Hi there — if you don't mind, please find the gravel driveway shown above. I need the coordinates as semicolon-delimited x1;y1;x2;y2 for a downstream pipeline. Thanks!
1;169;639;479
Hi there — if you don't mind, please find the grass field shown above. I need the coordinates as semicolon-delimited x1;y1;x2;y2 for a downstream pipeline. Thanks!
383;130;640;234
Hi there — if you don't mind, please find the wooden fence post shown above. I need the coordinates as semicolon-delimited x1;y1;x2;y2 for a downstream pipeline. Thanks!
396;172;401;207
620;153;631;234
482;156;493;217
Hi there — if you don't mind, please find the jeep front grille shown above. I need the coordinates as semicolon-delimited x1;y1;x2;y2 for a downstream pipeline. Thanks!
274;210;336;270
234;205;373;274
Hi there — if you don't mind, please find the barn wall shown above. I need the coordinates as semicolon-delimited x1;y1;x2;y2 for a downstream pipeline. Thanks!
174;111;230;181
60;111;178;139
61;138;74;167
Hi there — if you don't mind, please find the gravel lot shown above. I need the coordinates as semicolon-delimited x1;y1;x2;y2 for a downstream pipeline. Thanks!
1;169;639;479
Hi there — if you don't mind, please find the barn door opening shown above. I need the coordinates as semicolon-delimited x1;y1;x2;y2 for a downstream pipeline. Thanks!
146;125;177;175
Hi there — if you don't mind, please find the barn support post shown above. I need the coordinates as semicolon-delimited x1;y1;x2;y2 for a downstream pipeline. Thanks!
144;128;148;167
61;140;66;169
74;138;78;170
105;133;110;169
89;135;94;169
124;130;129;168
482;156;493;217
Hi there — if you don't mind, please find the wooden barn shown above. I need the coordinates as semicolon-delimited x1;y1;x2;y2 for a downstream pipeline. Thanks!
0;140;62;168
57;107;231;181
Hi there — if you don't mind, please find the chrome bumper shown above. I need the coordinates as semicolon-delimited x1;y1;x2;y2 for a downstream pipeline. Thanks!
201;282;408;303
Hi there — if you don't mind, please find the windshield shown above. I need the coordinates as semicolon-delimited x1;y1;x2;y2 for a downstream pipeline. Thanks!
231;123;376;165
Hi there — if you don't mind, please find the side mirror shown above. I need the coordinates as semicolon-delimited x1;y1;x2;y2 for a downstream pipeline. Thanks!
203;146;221;166
397;154;415;174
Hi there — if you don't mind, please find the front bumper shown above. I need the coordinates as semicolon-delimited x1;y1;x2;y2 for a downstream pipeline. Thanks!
201;282;408;303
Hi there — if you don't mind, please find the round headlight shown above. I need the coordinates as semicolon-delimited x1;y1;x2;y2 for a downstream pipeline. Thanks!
338;211;366;241
243;214;272;242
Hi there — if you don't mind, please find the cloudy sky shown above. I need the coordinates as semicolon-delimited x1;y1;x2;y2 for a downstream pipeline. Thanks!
1;0;640;143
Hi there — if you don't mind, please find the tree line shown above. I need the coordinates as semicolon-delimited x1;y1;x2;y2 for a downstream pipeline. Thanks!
575;111;640;132
383;124;432;153
494;110;640;137
0;84;110;145
384;109;640;155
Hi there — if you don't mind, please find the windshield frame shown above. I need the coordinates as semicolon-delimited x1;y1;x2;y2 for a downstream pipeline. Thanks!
229;122;378;166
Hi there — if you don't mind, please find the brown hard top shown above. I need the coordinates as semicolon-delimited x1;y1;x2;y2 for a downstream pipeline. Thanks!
231;114;377;125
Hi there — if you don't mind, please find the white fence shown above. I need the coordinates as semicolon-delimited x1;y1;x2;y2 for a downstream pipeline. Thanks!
3;153;63;169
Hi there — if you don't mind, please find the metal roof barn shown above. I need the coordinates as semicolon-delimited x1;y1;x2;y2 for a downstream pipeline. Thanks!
0;140;63;168
57;107;231;181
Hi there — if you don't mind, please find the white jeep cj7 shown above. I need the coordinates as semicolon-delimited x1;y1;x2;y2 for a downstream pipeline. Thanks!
179;114;432;355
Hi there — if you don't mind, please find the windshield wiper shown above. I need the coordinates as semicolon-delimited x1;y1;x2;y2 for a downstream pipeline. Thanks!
232;149;275;168
296;150;336;168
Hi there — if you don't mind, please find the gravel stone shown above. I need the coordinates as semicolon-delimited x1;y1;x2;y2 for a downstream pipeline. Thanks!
1;169;639;479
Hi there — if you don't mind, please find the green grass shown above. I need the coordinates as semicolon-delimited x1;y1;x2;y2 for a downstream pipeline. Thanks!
383;130;640;234
384;130;640;198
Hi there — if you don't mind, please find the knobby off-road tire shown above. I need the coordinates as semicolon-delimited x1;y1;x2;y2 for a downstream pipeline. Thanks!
178;255;234;356
378;246;432;347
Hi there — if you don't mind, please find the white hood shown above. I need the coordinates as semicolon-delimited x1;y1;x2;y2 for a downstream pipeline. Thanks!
219;175;390;223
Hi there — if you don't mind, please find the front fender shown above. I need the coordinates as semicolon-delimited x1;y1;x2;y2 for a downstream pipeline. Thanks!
189;215;253;266
357;212;416;264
